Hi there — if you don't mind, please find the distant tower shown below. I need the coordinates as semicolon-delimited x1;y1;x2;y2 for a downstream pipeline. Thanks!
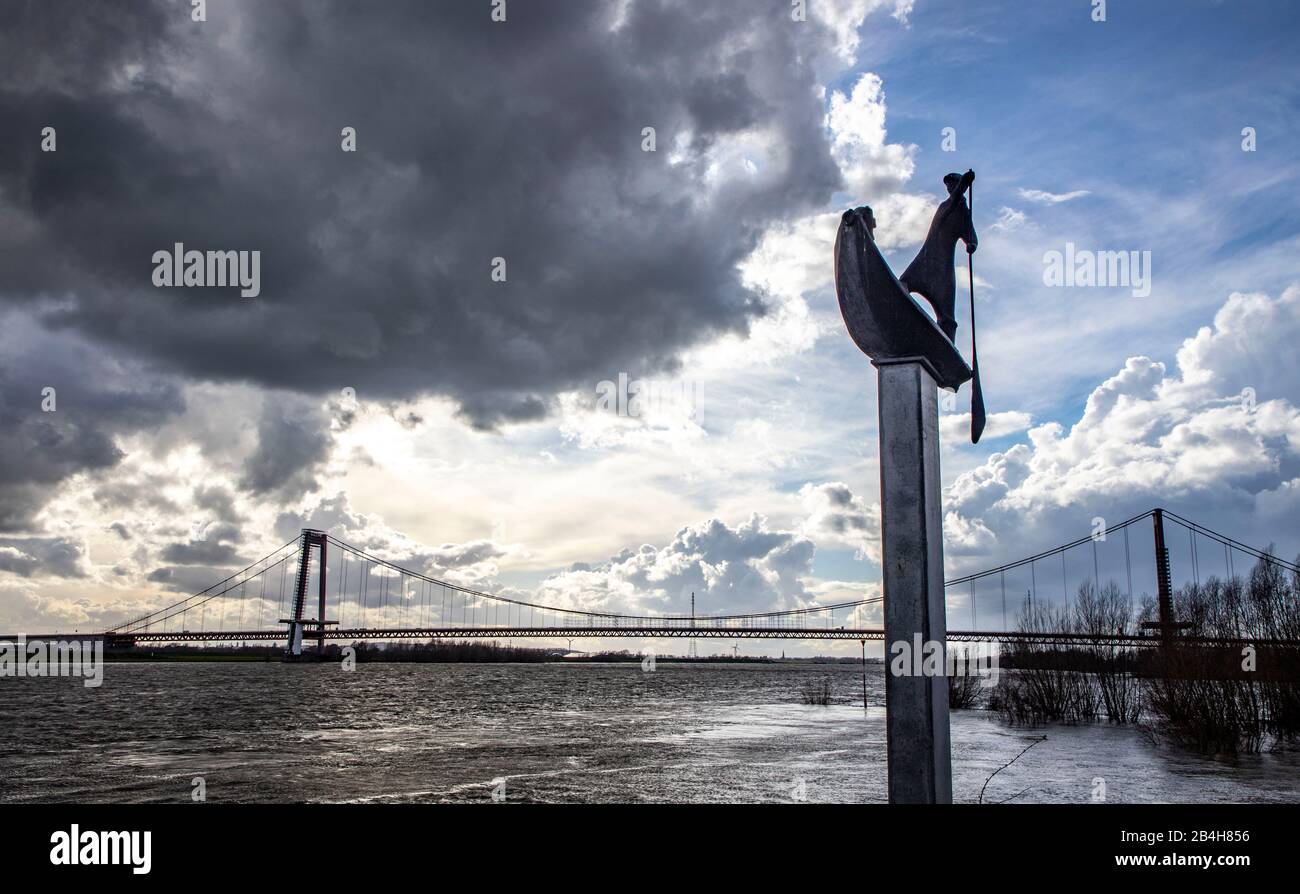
688;591;698;659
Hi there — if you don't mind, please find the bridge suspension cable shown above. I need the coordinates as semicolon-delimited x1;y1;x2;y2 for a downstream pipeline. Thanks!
101;507;1297;643
108;538;301;635
1160;510;1300;574
942;508;1300;635
328;537;880;626
944;510;1157;588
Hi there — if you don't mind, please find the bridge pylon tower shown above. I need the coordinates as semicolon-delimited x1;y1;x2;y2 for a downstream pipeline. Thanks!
1140;508;1191;645
687;591;698;659
285;529;334;659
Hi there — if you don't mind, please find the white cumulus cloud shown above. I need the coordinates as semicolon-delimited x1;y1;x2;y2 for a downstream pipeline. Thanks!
1017;188;1091;204
943;285;1300;572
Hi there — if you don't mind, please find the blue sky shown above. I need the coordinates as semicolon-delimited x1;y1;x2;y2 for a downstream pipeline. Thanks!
862;0;1300;425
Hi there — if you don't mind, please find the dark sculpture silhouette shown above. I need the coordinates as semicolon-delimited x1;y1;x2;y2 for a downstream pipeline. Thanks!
833;206;971;392
900;170;977;344
833;168;986;443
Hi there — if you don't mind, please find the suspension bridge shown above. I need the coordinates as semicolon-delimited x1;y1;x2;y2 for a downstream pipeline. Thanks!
6;508;1299;655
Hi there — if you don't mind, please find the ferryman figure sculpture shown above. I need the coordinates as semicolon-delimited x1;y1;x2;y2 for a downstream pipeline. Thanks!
832;168;986;805
836;169;985;444
900;170;977;345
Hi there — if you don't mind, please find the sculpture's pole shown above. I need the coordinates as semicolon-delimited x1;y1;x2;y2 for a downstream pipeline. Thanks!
874;357;953;804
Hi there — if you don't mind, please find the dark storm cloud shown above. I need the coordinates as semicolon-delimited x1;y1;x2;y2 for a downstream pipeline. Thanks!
146;564;233;594
159;538;243;566
435;541;508;569
238;396;333;498
0;0;845;431
0;316;184;531
0;1;172;94
0;535;89;578
91;476;184;515
193;484;244;526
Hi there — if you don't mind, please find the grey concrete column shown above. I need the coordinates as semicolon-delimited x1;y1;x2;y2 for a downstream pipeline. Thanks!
874;358;952;804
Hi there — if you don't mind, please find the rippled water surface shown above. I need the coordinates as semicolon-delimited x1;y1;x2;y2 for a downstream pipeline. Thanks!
1;662;1297;803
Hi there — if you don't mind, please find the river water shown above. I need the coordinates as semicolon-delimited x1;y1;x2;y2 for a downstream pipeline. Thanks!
1;662;1297;803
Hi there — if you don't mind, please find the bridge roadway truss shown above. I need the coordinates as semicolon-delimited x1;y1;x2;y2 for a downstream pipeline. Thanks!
92;626;1296;650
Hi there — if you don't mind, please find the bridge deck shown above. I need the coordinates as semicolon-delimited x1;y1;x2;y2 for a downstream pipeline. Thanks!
6;627;1293;649
84;626;1294;648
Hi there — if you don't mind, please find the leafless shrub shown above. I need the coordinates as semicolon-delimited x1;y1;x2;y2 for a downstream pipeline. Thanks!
1142;556;1300;755
1075;581;1143;723
990;598;1099;725
798;676;833;706
947;667;984;710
